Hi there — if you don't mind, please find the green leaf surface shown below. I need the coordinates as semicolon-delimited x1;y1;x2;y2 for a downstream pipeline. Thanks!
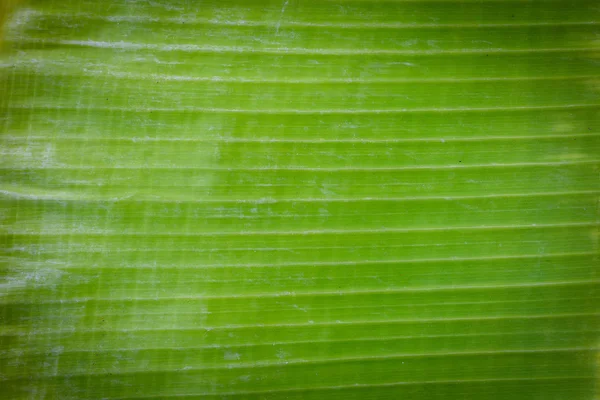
1;1;599;399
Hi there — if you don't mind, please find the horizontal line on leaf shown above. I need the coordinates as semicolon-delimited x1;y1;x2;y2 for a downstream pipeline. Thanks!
3;252;595;269
1;190;596;204
18;296;598;320
6;221;597;237
10;328;598;357
24;39;600;55
9;312;599;336
6;103;599;114
5;133;600;143
23;347;600;379
10;68;597;84
3;160;598;171
115;376;596;399
7;252;590;274
6;221;596;236
13;242;592;254
86;298;600;317
10;281;598;305
40;13;600;29
2;183;597;190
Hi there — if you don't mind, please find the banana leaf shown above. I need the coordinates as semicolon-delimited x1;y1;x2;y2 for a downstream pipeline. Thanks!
1;0;599;399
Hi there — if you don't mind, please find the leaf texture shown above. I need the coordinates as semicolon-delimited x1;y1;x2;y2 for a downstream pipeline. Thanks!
1;1;599;399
